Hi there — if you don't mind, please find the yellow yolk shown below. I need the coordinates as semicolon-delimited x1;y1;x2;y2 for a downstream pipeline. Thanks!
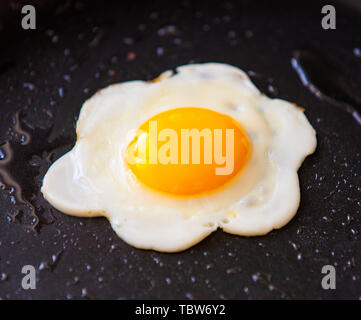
126;107;251;196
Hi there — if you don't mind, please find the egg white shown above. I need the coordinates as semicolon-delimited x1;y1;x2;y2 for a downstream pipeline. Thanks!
41;63;317;252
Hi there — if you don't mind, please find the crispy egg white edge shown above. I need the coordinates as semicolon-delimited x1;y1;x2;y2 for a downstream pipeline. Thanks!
41;63;317;252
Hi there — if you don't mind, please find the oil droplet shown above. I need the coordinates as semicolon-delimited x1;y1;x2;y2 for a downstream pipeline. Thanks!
292;49;361;125
353;48;361;58
185;292;193;299
252;273;260;282
0;139;37;230
205;263;214;270
81;288;88;298
226;266;242;274
12;111;31;145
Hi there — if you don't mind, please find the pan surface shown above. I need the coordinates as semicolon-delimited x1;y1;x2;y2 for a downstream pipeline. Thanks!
0;0;360;299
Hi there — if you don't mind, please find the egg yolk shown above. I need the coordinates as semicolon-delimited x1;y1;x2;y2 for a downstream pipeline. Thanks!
125;107;251;196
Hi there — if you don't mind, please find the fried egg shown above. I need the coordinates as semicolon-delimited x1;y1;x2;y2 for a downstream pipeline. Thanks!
41;63;317;252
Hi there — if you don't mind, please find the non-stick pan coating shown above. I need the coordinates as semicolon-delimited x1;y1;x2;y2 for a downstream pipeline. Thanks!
0;0;360;299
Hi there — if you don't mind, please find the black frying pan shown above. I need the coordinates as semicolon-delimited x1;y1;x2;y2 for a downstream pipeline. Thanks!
0;0;360;300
